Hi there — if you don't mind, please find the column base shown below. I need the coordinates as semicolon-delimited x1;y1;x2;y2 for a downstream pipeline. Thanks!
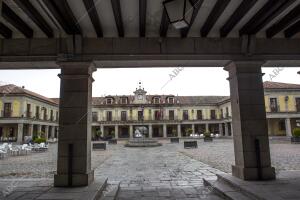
232;165;275;180
54;170;94;187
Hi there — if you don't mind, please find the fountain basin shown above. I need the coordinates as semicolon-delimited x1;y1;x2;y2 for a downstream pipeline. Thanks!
125;138;162;147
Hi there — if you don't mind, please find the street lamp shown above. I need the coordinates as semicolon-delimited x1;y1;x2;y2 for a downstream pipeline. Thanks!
163;0;194;29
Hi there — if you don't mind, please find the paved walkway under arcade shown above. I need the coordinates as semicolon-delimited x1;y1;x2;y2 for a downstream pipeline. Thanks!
95;142;224;200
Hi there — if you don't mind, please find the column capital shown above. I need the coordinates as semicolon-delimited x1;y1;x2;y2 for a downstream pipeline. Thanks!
224;60;265;72
58;61;97;74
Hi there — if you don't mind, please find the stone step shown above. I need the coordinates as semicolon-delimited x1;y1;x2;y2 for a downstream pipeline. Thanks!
99;182;120;200
215;174;265;200
203;176;254;200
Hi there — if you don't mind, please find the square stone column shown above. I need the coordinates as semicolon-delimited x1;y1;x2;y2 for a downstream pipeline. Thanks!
225;61;275;180
45;126;49;140
148;124;153;138
115;125;119;139
54;62;96;187
28;124;33;137
163;124;167;138
51;126;55;139
177;124;181;137
219;123;223;135
37;125;42;135
192;124;195;134
205;124;209;132
224;123;229;136
17;124;24;144
129;125;133;138
285;118;292;137
100;125;104;137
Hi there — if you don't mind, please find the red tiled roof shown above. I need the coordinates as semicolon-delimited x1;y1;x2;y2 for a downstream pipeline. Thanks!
0;84;58;105
263;81;300;89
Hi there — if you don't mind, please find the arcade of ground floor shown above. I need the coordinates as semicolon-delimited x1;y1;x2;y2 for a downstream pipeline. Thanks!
91;117;299;139
0;123;58;143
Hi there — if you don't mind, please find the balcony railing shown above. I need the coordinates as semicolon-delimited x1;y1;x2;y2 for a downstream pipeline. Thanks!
92;116;98;122
270;105;279;112
26;111;32;118
1;111;12;118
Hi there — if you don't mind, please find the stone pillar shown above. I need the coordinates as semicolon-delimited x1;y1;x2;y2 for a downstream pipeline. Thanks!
225;61;275;180
51;126;55;139
163;124;167;138
115;125;119;139
192;124;195;134
149;124;153;138
37;124;42;135
225;123;229;136
230;122;234;136
100;125;104;137
177;124;181;137
129;125;133;138
205;124;209;132
285;118;292;137
54;62;96;187
45;126;49;140
28;124;33;137
17;124;24;144
219;123;223;135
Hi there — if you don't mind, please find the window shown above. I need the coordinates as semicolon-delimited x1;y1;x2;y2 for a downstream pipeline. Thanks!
167;97;174;104
183;110;189;120
153;97;160;104
197;110;202;120
106;98;113;104
92;112;98;122
220;109;223;119
26;104;31;118
56;111;59;121
270;98;278;112
3;103;12;117
138;111;143;121
50;110;54;121
279;120;286;131
210;110;216;119
296;98;300;112
35;106;40;119
121;97;128;104
226;107;229;118
169;110;174;120
154;110;162;120
43;108;47;120
106;111;112;121
121;111;127;121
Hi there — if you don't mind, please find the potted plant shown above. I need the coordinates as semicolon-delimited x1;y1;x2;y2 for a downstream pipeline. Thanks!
95;130;102;141
204;131;213;142
291;128;300;144
187;128;193;137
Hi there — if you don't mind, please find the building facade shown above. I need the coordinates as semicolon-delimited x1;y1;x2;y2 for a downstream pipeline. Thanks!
1;81;300;143
0;84;59;143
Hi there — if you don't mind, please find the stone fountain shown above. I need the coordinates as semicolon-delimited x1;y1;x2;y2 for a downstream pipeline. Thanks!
125;126;162;147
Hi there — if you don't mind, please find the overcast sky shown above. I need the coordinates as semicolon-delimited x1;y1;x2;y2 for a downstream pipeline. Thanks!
0;67;299;98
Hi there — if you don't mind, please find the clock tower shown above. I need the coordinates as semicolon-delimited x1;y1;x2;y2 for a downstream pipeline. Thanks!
133;82;147;104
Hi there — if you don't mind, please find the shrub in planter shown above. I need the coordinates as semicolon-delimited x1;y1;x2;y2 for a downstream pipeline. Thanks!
34;137;46;144
291;128;300;143
204;131;213;142
293;128;300;137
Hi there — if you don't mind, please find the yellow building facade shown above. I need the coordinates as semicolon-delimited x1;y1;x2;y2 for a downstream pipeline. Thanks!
0;84;59;143
1;81;300;143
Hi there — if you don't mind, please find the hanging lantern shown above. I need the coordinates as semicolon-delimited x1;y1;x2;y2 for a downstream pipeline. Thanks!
163;0;194;29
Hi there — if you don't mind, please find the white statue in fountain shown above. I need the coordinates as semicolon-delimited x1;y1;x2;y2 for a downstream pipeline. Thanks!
134;129;143;138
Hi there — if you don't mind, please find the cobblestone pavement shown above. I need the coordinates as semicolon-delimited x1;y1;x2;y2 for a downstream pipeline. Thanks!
0;143;110;179
181;138;300;173
95;142;224;200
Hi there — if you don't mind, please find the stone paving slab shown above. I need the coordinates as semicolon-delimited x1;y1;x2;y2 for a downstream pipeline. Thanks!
0;178;107;200
205;171;300;200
